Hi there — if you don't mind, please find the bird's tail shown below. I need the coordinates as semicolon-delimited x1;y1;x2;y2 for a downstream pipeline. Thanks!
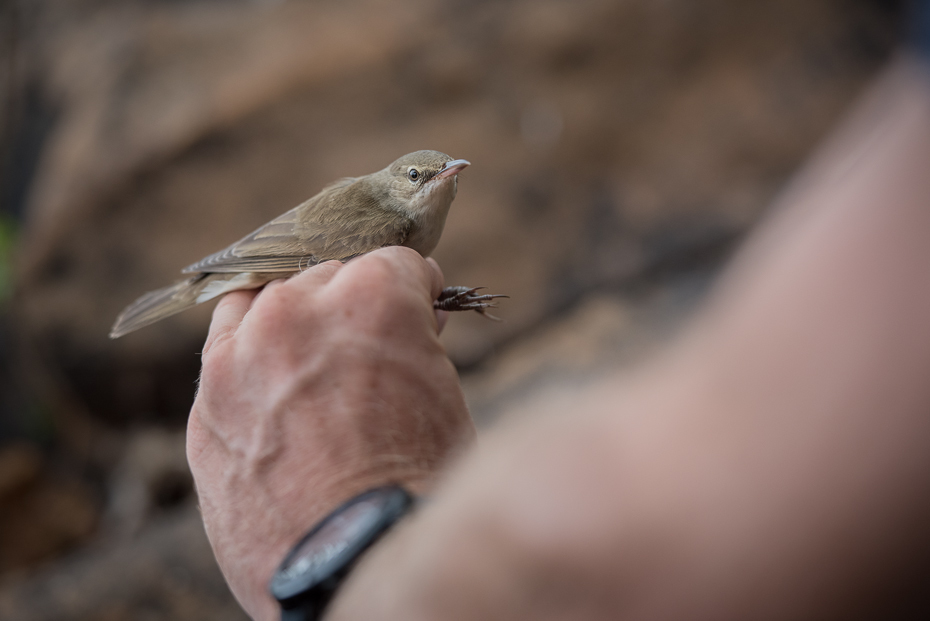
110;274;211;339
111;271;277;338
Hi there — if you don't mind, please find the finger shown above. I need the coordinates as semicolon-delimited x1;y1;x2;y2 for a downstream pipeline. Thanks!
204;289;258;356
427;257;448;333
288;260;344;290
249;279;287;309
435;309;450;334
425;257;446;301
345;247;442;300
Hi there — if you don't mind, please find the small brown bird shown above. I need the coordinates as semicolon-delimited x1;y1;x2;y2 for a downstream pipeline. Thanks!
110;150;504;338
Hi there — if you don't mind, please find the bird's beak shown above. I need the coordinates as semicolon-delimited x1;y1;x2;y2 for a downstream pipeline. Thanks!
435;159;470;180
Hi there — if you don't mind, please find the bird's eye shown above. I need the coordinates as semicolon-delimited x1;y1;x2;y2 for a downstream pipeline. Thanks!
407;168;420;181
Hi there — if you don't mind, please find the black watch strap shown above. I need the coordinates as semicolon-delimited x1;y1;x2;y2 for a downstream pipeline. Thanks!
270;486;415;621
281;605;323;621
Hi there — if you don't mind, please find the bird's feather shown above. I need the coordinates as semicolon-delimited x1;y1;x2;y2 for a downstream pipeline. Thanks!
109;272;279;338
181;178;412;274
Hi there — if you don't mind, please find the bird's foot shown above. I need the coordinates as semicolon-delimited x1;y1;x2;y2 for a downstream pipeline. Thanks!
434;286;508;320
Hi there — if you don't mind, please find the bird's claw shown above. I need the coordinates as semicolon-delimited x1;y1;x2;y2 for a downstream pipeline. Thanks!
434;286;508;320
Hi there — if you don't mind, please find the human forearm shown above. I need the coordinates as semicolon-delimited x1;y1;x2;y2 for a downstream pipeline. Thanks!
647;54;930;616
326;56;930;620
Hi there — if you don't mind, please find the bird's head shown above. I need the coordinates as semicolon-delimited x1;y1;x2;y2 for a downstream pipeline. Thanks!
380;150;470;218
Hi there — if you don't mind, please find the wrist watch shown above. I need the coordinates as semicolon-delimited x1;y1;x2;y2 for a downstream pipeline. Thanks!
269;486;415;621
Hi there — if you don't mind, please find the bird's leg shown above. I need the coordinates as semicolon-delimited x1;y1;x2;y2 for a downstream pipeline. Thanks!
434;286;508;320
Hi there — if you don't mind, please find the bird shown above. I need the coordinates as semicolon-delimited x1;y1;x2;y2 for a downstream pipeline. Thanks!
109;150;505;338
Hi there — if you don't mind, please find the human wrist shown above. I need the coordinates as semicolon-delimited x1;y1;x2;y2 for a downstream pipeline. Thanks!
270;486;417;620
225;471;433;621
324;410;632;620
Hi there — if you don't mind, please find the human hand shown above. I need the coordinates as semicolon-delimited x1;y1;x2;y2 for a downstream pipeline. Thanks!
186;246;476;620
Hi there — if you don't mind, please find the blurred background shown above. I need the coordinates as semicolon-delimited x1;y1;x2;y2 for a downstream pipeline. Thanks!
0;0;907;618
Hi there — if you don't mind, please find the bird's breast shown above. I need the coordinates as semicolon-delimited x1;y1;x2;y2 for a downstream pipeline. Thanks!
402;178;457;256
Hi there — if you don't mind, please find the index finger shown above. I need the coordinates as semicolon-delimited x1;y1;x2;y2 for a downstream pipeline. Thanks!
341;247;445;304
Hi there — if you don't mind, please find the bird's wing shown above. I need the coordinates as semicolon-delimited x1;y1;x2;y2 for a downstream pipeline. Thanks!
181;178;412;274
